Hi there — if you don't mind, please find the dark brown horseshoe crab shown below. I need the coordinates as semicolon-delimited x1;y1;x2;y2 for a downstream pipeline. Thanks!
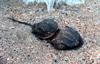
32;19;59;40
8;17;59;40
48;26;84;50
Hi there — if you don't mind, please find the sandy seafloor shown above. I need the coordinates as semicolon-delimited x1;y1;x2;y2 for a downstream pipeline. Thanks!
0;0;100;64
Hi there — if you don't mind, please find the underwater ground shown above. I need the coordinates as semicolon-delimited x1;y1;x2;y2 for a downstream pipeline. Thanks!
0;0;100;64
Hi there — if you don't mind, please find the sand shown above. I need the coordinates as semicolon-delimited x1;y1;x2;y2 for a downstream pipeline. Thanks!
0;0;100;64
